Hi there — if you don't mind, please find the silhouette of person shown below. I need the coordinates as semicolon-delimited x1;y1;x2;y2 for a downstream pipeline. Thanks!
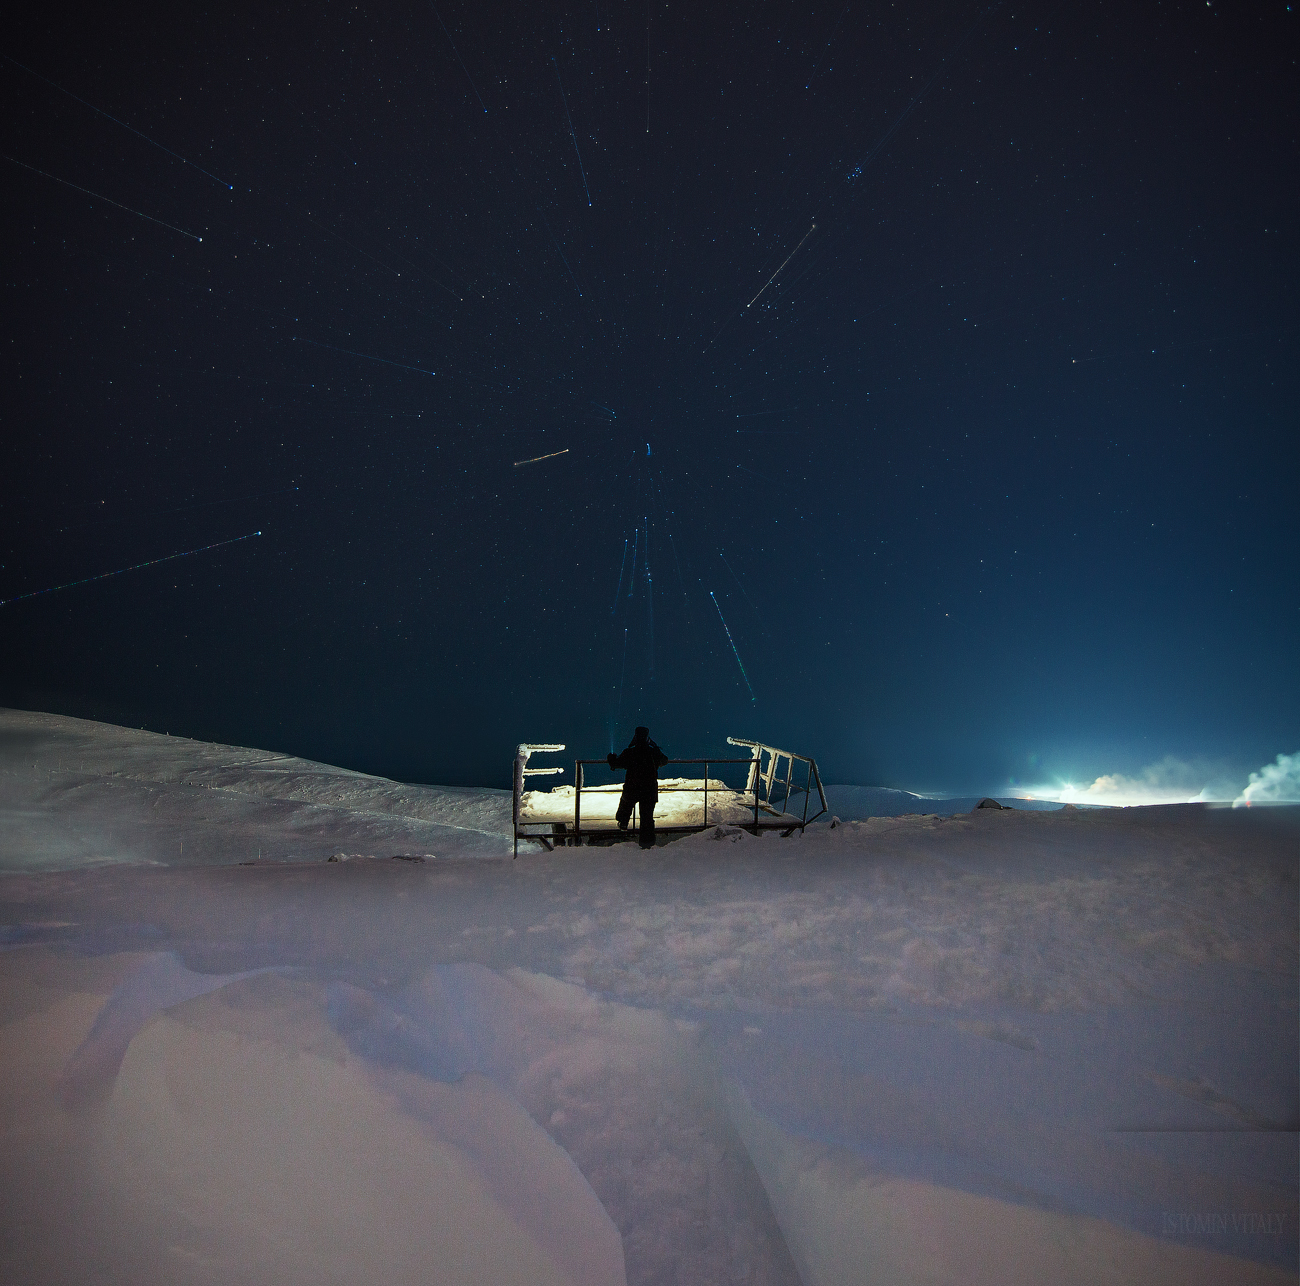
607;726;668;848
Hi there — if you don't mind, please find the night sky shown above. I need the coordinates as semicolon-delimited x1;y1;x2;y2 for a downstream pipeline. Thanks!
2;1;1295;796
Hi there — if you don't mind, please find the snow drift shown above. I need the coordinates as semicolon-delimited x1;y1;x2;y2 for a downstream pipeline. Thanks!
1;709;1296;1285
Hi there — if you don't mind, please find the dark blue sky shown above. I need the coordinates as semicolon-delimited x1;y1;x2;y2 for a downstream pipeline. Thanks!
2;1;1295;794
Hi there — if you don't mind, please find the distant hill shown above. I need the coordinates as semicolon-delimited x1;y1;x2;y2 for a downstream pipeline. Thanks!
821;785;1082;820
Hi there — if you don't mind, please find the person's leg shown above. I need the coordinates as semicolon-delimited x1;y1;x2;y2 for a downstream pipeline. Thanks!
639;800;656;848
616;789;634;830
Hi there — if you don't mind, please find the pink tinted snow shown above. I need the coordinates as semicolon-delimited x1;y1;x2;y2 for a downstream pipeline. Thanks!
1;709;1296;1285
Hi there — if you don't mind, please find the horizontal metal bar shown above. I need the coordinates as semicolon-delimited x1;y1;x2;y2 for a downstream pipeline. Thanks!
514;820;802;834
726;737;815;765
577;757;755;766
559;784;744;794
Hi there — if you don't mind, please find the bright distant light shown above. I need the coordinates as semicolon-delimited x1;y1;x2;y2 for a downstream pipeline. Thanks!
1018;775;1220;808
1000;750;1300;809
1010;757;1251;808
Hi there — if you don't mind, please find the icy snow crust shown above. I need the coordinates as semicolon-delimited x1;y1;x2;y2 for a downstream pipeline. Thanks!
1;710;1297;1285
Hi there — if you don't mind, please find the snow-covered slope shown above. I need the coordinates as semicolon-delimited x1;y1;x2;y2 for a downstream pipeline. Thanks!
1;710;1296;1285
0;707;514;869
822;784;1073;818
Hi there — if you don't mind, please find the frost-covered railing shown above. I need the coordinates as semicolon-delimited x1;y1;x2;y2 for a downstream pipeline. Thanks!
727;737;828;827
513;744;565;856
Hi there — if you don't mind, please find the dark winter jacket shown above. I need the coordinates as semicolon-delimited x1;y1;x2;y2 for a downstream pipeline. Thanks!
608;739;668;803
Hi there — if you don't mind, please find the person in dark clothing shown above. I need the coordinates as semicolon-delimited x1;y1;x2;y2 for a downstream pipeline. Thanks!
607;726;668;848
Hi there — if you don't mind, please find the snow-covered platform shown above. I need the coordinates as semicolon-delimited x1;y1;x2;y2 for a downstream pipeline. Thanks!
512;738;827;854
518;778;799;830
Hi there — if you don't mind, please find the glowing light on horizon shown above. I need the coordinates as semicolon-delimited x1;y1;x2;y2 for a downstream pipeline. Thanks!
995;751;1297;809
1014;777;1222;809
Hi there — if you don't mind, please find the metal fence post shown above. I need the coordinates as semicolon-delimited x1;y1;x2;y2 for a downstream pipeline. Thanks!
574;759;582;843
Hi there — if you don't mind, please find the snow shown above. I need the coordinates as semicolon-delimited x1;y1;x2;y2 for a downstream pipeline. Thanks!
822;784;1076;818
2;709;1297;1285
0;708;515;869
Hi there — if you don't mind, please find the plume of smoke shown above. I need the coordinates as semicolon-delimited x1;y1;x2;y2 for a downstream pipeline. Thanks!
1233;752;1300;808
1023;755;1242;807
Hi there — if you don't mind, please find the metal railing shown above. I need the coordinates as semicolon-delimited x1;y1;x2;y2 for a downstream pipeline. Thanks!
513;743;565;825
512;737;826;855
728;737;828;827
574;757;758;839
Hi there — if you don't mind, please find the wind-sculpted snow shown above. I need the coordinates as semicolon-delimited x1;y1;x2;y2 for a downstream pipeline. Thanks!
0;707;514;869
58;951;277;1107
1;711;1297;1284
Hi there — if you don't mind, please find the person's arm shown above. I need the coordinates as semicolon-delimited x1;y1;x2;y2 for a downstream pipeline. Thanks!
654;747;668;768
611;749;631;768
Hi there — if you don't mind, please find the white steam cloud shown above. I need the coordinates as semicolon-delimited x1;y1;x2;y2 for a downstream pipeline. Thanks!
1017;753;1300;808
1232;752;1300;808
1025;756;1232;807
